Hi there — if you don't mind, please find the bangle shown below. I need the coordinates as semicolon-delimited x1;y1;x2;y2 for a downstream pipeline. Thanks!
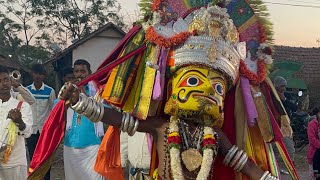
229;150;243;168
265;174;278;180
87;100;99;121
234;152;248;172
128;119;139;136
122;113;130;132
71;93;87;113
86;101;104;123
97;103;104;122
260;171;270;180
120;112;126;129
83;97;94;116
223;146;238;166
127;115;135;133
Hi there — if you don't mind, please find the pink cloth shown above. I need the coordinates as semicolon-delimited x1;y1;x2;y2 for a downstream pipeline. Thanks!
307;118;320;164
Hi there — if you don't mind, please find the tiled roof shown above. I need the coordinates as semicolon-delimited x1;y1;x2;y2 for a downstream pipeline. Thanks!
273;45;320;107
273;45;320;83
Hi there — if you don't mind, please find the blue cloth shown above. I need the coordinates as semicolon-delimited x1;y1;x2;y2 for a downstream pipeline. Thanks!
64;113;101;148
54;84;102;149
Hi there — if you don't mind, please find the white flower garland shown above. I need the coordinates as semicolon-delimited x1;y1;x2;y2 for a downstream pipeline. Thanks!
168;119;216;180
257;43;273;64
197;127;215;180
169;119;184;180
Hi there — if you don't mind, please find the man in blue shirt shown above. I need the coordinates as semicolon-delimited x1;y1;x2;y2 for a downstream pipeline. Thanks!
63;59;105;180
26;64;55;180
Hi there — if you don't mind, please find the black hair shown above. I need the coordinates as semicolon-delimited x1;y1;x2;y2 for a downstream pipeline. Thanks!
312;106;320;116
74;59;91;73
31;63;46;75
0;65;9;74
62;67;74;77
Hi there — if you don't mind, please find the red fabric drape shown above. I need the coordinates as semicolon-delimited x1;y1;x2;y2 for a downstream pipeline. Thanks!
28;100;66;178
212;87;236;180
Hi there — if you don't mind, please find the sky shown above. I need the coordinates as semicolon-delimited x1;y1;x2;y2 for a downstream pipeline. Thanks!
117;0;320;47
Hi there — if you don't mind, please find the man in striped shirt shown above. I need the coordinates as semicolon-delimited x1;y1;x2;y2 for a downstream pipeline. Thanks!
26;63;55;180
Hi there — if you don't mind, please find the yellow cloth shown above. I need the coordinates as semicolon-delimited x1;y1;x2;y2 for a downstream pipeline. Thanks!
134;45;159;120
234;81;247;149
102;31;145;105
252;85;274;142
122;52;145;112
265;78;293;138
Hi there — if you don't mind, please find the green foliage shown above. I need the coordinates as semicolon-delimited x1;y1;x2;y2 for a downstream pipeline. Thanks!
0;0;125;67
0;0;51;66
30;0;125;40
0;13;23;58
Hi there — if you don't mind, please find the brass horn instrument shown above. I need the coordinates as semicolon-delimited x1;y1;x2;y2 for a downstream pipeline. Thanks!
10;70;21;80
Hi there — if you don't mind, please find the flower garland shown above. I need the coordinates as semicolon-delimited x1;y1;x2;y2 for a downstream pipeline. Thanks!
239;59;266;85
145;27;192;48
257;43;273;65
168;118;218;180
152;0;162;11
168;119;184;179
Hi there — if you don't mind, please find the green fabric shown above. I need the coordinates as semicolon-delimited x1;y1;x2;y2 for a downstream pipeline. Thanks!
270;61;307;89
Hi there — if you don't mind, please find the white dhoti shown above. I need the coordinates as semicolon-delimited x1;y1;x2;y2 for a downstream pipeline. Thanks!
0;165;27;180
64;145;105;180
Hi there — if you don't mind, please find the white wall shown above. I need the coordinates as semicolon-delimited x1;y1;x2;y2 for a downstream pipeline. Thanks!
72;28;124;72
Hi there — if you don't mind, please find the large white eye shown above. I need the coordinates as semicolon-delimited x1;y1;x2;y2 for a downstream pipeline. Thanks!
215;83;224;95
187;77;199;87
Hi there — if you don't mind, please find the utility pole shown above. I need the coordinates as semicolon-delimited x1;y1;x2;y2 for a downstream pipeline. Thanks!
317;39;320;47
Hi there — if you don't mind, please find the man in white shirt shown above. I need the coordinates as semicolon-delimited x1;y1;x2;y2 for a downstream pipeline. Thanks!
120;132;151;180
26;63;56;180
0;65;33;180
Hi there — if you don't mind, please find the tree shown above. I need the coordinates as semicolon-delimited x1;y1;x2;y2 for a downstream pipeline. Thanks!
30;0;126;42
0;13;23;58
0;0;51;66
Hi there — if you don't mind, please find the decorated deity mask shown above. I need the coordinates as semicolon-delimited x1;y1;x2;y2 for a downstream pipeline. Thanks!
165;66;228;127
161;6;246;127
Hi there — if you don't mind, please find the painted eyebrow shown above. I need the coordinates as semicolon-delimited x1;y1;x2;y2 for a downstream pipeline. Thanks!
210;76;225;81
178;70;207;82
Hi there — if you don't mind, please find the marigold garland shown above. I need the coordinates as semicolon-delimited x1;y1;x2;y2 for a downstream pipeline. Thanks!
145;26;192;48
152;0;162;11
239;59;266;85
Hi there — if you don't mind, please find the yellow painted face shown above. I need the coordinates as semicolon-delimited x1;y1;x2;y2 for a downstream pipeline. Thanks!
165;66;228;127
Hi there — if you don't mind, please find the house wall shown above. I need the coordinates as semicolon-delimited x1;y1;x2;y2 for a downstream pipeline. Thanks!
72;28;124;72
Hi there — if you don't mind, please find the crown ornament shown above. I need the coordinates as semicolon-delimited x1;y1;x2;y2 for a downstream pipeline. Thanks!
172;5;246;85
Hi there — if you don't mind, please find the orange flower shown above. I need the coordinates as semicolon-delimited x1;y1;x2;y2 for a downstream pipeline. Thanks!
239;60;266;85
146;27;192;48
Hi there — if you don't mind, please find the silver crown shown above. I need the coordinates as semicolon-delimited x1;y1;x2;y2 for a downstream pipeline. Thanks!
174;35;245;84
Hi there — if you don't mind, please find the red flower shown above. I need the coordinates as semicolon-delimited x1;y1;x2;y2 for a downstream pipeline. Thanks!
146;27;192;48
239;60;266;85
168;136;181;144
263;47;272;55
202;138;216;147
